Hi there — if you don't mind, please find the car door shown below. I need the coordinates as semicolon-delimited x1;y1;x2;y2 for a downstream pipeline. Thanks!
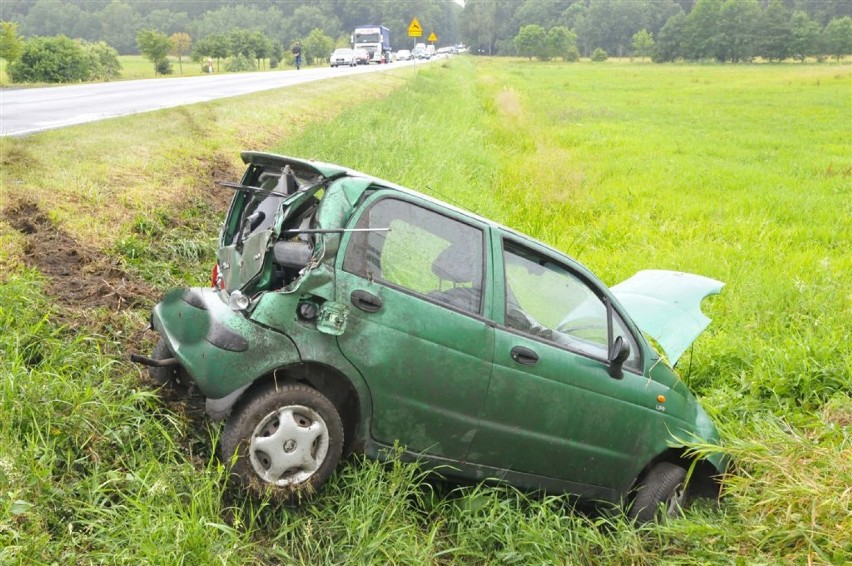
466;235;670;491
335;193;495;460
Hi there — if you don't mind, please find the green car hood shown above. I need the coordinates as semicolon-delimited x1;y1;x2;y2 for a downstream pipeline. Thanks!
611;270;724;366
240;152;352;179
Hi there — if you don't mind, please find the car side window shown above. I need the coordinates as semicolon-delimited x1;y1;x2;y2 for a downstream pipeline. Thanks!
343;198;485;314
503;242;640;371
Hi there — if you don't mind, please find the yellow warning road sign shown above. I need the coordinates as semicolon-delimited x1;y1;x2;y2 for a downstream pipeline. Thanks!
428;32;437;42
408;18;422;37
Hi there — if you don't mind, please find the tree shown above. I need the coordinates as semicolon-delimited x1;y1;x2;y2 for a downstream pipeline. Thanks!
823;17;852;62
632;29;655;61
248;31;271;70
136;29;172;74
282;6;341;47
301;28;334;65
8;35;91;83
578;0;650;58
653;11;687;62
546;26;578;62
270;40;283;68
514;24;545;60
789;11;820;62
228;29;255;59
21;0;100;43
757;0;792;62
169;32;191;74
717;0;759;62
684;0;724;60
144;9;190;37
591;47;608;61
0;21;24;64
99;1;140;55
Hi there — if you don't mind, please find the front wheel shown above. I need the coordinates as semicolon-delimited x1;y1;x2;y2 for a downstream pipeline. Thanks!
220;384;343;501
628;462;688;523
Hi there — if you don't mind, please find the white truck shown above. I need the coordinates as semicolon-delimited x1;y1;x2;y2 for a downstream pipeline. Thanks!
352;25;391;64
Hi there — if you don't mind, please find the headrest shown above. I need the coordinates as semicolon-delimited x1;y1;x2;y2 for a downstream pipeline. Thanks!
432;244;478;283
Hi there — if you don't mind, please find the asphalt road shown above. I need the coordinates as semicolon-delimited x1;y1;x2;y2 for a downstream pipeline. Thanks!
0;61;420;137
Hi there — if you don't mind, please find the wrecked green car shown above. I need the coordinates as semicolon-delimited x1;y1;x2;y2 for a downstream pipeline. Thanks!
134;152;726;521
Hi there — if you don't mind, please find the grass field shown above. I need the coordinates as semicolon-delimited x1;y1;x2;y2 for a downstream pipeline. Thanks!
1;58;850;563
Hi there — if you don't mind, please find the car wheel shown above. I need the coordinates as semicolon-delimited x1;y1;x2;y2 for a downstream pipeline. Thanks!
221;383;343;501
628;462;688;523
149;337;188;388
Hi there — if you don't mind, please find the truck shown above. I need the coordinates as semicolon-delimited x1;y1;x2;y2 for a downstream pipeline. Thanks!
352;25;390;64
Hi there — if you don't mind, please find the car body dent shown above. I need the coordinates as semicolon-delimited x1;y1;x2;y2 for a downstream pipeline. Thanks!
611;270;725;366
151;287;300;399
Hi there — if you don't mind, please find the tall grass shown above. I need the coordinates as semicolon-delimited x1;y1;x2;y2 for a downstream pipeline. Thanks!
1;58;850;563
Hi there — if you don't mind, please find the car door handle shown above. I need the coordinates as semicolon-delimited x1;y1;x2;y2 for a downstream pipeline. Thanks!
351;290;383;313
510;346;539;365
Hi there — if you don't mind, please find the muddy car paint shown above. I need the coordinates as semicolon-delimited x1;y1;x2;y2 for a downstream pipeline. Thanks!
144;152;726;508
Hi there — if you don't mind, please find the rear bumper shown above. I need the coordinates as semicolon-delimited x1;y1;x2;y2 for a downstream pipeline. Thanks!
151;287;300;399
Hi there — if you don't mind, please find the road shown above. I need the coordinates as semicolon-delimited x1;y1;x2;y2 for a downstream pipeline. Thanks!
0;61;421;137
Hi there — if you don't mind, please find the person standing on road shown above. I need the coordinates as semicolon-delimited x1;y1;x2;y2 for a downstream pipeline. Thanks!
292;42;302;70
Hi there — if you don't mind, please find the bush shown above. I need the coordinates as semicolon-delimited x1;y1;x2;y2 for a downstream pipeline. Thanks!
564;46;581;62
224;54;256;72
80;40;121;80
154;59;173;75
8;35;91;83
591;47;608;61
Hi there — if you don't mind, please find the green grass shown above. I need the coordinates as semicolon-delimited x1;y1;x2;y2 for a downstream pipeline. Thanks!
1;58;850;563
116;55;289;80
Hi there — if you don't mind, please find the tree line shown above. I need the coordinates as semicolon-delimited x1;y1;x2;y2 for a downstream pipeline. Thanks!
1;0;462;55
510;0;852;63
465;0;851;62
1;0;850;84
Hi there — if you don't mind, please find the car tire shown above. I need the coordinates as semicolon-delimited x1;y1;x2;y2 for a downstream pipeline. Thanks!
220;383;343;501
628;462;688;523
149;337;188;388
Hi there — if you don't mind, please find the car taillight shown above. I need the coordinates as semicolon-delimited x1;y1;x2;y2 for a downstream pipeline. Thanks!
211;263;220;289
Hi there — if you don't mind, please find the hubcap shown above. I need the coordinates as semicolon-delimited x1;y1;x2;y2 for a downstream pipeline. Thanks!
249;405;329;487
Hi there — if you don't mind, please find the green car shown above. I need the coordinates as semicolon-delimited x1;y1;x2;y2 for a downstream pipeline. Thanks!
134;152;726;521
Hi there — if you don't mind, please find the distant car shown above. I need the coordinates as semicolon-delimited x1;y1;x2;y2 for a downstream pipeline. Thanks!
136;152;728;523
396;49;412;61
353;48;369;65
329;48;355;68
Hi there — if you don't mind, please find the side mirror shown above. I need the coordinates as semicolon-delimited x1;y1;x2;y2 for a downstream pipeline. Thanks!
607;335;630;379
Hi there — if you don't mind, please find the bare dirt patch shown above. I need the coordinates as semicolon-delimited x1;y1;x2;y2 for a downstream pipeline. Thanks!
2;200;159;311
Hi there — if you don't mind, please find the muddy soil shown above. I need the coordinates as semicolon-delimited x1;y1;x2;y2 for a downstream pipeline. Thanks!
2;200;159;311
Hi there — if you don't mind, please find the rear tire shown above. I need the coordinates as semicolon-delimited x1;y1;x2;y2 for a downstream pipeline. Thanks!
628;462;688;523
221;384;343;502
